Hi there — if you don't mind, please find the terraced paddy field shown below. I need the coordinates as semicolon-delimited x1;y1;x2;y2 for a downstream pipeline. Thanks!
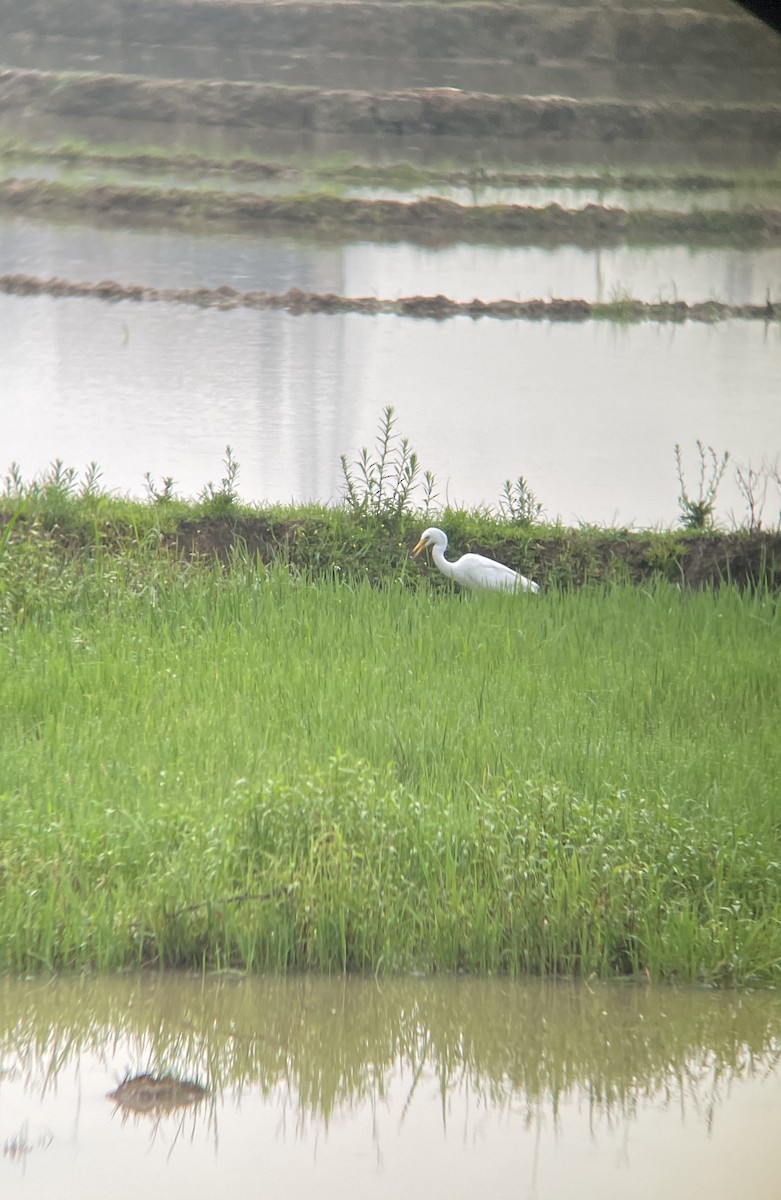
1;0;779;517
2;2;781;1194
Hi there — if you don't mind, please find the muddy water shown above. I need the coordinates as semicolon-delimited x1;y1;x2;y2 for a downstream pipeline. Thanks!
3;215;780;307
3;294;780;525
0;973;779;1200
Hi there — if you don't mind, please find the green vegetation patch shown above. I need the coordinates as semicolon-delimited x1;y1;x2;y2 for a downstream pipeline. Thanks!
1;531;779;982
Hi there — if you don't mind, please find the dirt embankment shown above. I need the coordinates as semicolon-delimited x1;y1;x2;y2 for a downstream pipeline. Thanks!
166;519;781;591
2;179;780;246
1;67;780;146
2;273;778;324
5;511;779;591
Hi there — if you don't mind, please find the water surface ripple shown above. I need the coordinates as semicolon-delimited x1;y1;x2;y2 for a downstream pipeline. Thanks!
2;213;780;305
3;294;779;525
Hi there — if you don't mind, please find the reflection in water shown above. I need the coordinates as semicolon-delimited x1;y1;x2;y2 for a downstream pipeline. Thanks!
0;974;779;1200
2;294;779;526
2;213;780;305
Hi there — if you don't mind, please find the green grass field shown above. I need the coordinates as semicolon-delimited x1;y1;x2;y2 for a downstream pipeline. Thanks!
1;541;779;982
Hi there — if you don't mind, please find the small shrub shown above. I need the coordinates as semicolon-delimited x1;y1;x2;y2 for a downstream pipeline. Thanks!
144;472;177;505
199;446;241;516
674;441;729;530
498;475;544;526
732;457;781;533
2;459;107;527
340;406;433;525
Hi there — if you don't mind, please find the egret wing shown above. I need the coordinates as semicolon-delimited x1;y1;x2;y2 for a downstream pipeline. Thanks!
455;554;521;591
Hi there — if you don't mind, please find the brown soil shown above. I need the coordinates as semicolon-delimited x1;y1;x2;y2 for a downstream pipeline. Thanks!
1;67;780;147
2;180;779;246
2;273;778;324
107;1074;208;1115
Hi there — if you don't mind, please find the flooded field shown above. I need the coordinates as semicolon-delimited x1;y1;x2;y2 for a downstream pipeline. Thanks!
3;293;779;525
3;214;780;307
1;973;780;1200
6;106;781;179
8;158;781;213
4;33;781;105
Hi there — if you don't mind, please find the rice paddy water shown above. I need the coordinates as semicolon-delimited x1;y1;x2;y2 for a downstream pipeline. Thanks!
0;972;779;1200
4;297;780;525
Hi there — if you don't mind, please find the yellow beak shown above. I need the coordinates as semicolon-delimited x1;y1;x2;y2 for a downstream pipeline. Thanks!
411;537;427;558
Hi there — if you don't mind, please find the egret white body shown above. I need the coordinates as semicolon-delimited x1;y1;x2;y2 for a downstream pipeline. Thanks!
412;527;540;593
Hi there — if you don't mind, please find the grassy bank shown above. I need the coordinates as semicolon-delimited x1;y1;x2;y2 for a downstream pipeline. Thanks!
1;525;779;982
3;499;781;596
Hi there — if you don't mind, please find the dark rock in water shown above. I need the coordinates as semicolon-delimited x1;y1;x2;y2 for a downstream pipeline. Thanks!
107;1074;208;1115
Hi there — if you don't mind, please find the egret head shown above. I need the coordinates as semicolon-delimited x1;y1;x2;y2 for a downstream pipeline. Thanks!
411;527;447;557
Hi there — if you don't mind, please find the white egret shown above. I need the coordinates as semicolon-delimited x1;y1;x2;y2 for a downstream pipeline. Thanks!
411;527;540;593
